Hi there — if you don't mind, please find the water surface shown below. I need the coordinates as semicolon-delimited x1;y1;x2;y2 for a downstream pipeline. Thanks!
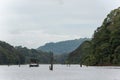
0;64;120;80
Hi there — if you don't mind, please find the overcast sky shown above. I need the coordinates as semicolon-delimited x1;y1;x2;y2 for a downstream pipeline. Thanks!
0;0;120;48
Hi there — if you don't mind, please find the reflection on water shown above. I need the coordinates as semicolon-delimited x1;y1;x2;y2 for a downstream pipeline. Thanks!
0;65;120;80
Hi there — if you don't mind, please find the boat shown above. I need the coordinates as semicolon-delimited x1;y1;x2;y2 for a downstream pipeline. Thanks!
29;58;39;67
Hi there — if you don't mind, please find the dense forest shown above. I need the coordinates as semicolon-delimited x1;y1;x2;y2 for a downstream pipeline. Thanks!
15;46;51;64
0;41;51;65
68;7;120;66
0;41;25;64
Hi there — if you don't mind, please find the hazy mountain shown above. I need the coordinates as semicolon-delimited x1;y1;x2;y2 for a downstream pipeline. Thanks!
37;38;90;54
68;7;120;66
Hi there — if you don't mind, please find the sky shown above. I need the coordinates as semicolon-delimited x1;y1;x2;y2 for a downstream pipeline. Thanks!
0;0;120;49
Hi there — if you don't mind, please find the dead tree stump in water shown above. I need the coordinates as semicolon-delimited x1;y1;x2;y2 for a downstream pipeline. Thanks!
49;52;54;71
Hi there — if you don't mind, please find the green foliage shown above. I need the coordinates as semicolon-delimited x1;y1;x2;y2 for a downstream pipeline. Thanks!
0;41;51;65
15;46;51;64
0;41;25;65
67;41;92;64
68;7;120;66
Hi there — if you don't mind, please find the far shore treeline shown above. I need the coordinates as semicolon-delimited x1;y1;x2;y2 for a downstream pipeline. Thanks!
0;41;51;65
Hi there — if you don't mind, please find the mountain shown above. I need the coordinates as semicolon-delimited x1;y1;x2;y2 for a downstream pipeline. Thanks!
68;7;120;66
37;38;90;54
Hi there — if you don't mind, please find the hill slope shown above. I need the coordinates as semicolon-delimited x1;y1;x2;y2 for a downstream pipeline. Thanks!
37;38;89;54
15;46;51;64
0;41;25;65
0;41;51;65
68;7;120;66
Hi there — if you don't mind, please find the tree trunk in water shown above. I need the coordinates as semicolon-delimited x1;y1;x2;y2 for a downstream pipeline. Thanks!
50;52;53;71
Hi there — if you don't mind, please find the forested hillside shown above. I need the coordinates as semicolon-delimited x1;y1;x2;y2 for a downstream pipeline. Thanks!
15;46;51;64
0;41;25;64
0;41;51;65
68;7;120;66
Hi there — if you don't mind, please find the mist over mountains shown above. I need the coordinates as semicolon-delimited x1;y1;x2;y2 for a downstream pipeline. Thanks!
37;38;90;54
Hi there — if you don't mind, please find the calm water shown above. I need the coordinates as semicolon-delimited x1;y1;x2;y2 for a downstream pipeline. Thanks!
0;64;120;80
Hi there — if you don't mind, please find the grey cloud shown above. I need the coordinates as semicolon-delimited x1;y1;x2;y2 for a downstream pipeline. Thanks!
0;0;120;48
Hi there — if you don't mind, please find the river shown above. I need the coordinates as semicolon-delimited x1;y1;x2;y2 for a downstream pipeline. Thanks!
0;64;120;80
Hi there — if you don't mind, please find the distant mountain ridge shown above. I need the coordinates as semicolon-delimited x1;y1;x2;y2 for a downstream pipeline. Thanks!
37;38;90;54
